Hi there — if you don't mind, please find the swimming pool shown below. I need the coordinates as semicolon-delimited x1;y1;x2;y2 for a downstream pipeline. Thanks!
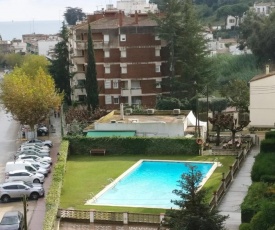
85;160;217;209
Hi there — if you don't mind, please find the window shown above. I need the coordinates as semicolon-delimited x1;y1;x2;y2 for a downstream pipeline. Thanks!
121;66;127;74
105;66;110;74
229;19;235;23
113;80;119;89
103;34;109;44
77;80;85;88
105;95;112;104
113;96;119;104
156;79;161;88
121;50;126;58
155;65;161;73
155;47;160;56
131;80;141;89
120;34;126;41
78;95;86;101
104;80;111;89
104;50;110;58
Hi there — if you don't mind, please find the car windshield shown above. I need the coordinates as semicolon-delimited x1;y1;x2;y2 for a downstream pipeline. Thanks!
23;181;32;188
0;216;18;225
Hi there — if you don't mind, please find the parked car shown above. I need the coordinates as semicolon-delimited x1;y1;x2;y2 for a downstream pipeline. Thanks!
15;149;50;158
18;145;50;154
0;211;24;230
23;139;53;148
27;161;50;175
19;158;51;173
16;154;52;165
21;143;50;150
0;181;44;203
5;170;45;183
37;125;48;136
5;161;48;177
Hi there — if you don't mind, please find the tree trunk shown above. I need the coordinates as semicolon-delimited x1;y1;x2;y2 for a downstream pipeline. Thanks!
216;126;221;146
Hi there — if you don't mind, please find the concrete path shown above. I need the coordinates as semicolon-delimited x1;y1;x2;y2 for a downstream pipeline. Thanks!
218;146;260;230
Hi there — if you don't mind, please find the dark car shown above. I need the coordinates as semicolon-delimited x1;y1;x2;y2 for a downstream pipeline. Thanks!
0;211;24;230
37;125;48;136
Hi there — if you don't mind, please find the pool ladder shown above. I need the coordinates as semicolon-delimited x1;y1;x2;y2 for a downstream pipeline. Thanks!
90;192;97;203
107;178;117;189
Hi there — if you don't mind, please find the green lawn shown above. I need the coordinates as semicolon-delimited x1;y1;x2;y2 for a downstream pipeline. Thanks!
59;155;235;213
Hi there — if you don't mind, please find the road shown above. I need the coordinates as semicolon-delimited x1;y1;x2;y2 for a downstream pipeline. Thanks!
0;107;37;224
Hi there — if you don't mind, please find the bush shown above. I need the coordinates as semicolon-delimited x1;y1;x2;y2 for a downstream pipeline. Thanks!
239;223;251;230
64;136;199;156
251;153;275;182
43;140;69;230
260;139;275;153
265;131;275;140
260;175;275;184
241;182;269;223
250;202;275;230
156;97;183;110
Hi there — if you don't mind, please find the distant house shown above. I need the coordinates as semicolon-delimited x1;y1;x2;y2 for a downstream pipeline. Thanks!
253;2;275;16
225;15;239;29
249;65;275;127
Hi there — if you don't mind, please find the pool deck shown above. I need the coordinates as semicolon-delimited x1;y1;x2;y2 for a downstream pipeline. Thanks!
218;145;260;230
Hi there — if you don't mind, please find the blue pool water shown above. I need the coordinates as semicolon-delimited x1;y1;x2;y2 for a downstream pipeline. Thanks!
86;160;216;209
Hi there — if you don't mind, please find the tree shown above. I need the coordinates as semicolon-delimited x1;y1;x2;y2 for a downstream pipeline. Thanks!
164;165;228;230
219;79;249;112
222;114;250;147
208;113;227;146
21;55;50;76
238;11;275;63
4;53;24;68
49;22;72;105
85;24;99;111
152;0;215;101
0;67;63;129
63;7;86;26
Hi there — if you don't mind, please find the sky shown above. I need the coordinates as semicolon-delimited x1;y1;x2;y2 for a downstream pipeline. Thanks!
0;0;116;21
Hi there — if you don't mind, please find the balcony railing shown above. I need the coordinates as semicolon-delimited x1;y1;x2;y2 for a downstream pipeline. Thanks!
73;56;85;65
76;41;87;50
121;88;142;96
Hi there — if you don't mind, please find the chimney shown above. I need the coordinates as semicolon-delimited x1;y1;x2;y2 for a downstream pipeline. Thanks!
119;10;123;27
266;64;270;74
135;10;138;24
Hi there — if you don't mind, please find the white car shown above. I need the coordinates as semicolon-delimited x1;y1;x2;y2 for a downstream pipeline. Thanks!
15;149;50;158
21;143;50;150
16;154;52;165
5;170;45;183
23;139;53;148
18;145;50;154
20;159;51;173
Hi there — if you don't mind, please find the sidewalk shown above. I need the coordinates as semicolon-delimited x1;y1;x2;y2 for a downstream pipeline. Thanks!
28;114;62;230
218;146;260;230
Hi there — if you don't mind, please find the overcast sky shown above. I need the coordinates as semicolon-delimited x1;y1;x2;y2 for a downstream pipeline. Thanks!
0;0;116;21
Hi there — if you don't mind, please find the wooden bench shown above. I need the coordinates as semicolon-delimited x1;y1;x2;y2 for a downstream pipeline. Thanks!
90;149;106;156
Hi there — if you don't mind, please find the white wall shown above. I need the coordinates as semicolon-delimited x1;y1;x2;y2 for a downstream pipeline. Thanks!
38;40;58;56
250;75;275;126
95;122;185;137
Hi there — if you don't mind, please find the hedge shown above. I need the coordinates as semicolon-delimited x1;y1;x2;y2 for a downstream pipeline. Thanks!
64;136;199;155
43;140;69;230
241;182;269;223
265;131;275;140
260;139;275;153
239;223;251;230
251;153;275;182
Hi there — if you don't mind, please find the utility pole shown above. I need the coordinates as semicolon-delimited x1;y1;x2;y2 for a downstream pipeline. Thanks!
23;195;28;230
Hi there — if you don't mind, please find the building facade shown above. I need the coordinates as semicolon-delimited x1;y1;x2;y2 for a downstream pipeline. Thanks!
249;66;275;127
69;10;169;109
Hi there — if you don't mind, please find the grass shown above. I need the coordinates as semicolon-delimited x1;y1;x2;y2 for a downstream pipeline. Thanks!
59;154;235;213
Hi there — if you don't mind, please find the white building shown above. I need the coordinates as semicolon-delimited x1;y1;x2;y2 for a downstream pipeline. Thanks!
253;2;275;16
116;0;158;15
11;40;26;53
249;65;275;127
37;40;59;58
225;15;239;29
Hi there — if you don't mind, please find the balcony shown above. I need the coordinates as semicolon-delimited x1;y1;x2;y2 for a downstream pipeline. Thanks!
93;41;103;49
73;56;85;65
76;41;87;50
121;88;142;97
74;72;85;79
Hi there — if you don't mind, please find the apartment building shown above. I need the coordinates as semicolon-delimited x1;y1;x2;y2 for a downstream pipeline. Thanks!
69;9;169;109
